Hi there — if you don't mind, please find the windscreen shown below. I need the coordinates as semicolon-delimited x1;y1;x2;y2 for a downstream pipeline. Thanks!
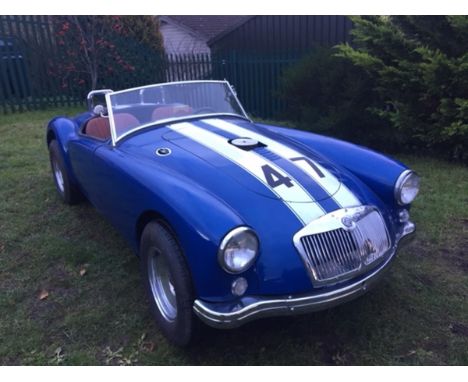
107;81;246;142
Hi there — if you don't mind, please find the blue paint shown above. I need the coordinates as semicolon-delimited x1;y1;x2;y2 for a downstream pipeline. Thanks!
46;112;414;303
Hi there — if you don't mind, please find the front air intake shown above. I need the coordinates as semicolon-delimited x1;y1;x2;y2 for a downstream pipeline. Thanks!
294;206;391;286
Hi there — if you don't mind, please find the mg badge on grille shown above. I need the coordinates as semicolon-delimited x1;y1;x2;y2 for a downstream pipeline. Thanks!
341;216;354;228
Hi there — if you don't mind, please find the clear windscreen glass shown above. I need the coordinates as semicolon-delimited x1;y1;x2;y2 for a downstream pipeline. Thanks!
108;81;246;141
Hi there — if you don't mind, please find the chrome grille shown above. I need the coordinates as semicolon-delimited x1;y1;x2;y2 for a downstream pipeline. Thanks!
294;206;391;285
300;228;360;281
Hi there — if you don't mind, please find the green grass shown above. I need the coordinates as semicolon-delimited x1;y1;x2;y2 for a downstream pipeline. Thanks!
0;108;467;365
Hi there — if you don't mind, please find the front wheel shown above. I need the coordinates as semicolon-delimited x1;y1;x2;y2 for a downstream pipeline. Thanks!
140;221;196;346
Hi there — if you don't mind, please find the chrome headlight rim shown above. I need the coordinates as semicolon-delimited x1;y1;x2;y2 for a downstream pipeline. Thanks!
218;226;259;274
394;169;420;206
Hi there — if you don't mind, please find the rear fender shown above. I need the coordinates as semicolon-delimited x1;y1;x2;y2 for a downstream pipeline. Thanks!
46;116;80;186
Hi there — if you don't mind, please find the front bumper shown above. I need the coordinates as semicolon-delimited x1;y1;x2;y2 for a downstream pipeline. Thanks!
193;221;415;329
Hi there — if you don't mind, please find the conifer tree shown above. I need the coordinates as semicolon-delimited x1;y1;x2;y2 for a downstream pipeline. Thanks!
337;16;468;160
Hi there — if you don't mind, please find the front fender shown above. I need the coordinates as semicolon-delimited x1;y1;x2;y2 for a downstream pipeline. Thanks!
258;123;407;207
139;177;247;302
93;145;246;302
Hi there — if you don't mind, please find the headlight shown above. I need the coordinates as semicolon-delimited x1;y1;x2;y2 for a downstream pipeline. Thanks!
395;170;420;205
218;227;259;274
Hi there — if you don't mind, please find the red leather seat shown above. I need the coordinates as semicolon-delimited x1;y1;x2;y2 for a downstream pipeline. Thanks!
85;113;140;140
152;105;193;121
85;117;111;140
113;113;140;137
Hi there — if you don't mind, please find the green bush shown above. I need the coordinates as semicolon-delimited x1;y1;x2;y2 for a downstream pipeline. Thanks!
279;47;399;151
337;16;468;161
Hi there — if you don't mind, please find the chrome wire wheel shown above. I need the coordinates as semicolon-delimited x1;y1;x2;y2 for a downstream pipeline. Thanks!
148;248;178;322
52;158;65;193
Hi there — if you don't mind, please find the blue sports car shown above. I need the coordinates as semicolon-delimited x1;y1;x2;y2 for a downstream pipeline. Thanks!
46;80;419;346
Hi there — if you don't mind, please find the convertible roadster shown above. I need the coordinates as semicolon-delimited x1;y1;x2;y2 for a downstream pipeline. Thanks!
47;80;419;345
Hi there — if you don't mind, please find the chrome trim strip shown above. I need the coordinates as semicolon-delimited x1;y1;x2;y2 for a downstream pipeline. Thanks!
394;169;419;206
87;89;113;112
105;92;118;146
217;226;259;274
87;89;114;100
109;80;230;96
226;82;250;120
193;222;415;329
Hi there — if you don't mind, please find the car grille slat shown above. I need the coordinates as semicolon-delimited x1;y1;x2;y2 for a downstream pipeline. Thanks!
338;229;353;263
327;231;342;272
297;209;390;285
332;229;348;266
311;235;325;267
336;230;350;264
321;233;336;276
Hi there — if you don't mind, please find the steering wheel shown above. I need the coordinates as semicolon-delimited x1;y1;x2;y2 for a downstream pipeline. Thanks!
194;107;217;115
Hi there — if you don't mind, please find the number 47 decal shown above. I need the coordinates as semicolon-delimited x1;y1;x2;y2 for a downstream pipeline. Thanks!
261;157;325;189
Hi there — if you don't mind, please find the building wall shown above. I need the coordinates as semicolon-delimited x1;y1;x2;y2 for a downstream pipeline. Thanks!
160;21;210;55
209;15;353;55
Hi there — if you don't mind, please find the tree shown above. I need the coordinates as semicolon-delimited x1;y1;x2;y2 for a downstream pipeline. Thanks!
117;16;164;53
51;16;165;91
279;47;395;150
337;16;468;160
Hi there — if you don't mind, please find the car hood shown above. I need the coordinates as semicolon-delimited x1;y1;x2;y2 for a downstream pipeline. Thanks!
162;117;351;201
120;116;374;226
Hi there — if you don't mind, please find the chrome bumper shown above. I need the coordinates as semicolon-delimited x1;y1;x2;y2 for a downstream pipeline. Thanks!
193;221;415;329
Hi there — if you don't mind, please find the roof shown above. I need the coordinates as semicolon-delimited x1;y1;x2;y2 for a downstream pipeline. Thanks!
161;16;252;41
207;16;254;45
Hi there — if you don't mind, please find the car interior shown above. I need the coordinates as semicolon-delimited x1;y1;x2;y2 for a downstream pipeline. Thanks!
83;103;194;141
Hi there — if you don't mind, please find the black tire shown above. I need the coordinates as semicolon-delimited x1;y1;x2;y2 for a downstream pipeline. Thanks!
140;221;195;346
48;140;82;205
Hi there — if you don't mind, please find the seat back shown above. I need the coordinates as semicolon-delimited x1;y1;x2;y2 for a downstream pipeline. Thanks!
113;113;140;137
85;117;111;140
151;104;193;121
85;113;140;140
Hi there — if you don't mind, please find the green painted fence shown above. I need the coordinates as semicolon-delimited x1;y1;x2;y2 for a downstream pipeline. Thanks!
212;51;301;118
164;51;301;118
0;16;302;118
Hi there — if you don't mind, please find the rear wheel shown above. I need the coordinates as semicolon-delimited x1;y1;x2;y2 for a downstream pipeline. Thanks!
48;140;82;204
140;221;196;346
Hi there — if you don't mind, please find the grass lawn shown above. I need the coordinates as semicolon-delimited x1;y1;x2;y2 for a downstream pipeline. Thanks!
0;108;467;365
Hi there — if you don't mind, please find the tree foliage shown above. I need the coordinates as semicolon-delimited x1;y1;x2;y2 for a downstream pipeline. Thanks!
50;16;165;92
336;16;468;160
117;16;164;53
279;47;396;150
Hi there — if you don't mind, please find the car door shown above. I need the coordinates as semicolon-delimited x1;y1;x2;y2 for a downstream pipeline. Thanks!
69;134;146;244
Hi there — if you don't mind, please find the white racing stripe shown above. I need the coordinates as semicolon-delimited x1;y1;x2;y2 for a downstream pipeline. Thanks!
168;122;325;225
203;118;361;208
